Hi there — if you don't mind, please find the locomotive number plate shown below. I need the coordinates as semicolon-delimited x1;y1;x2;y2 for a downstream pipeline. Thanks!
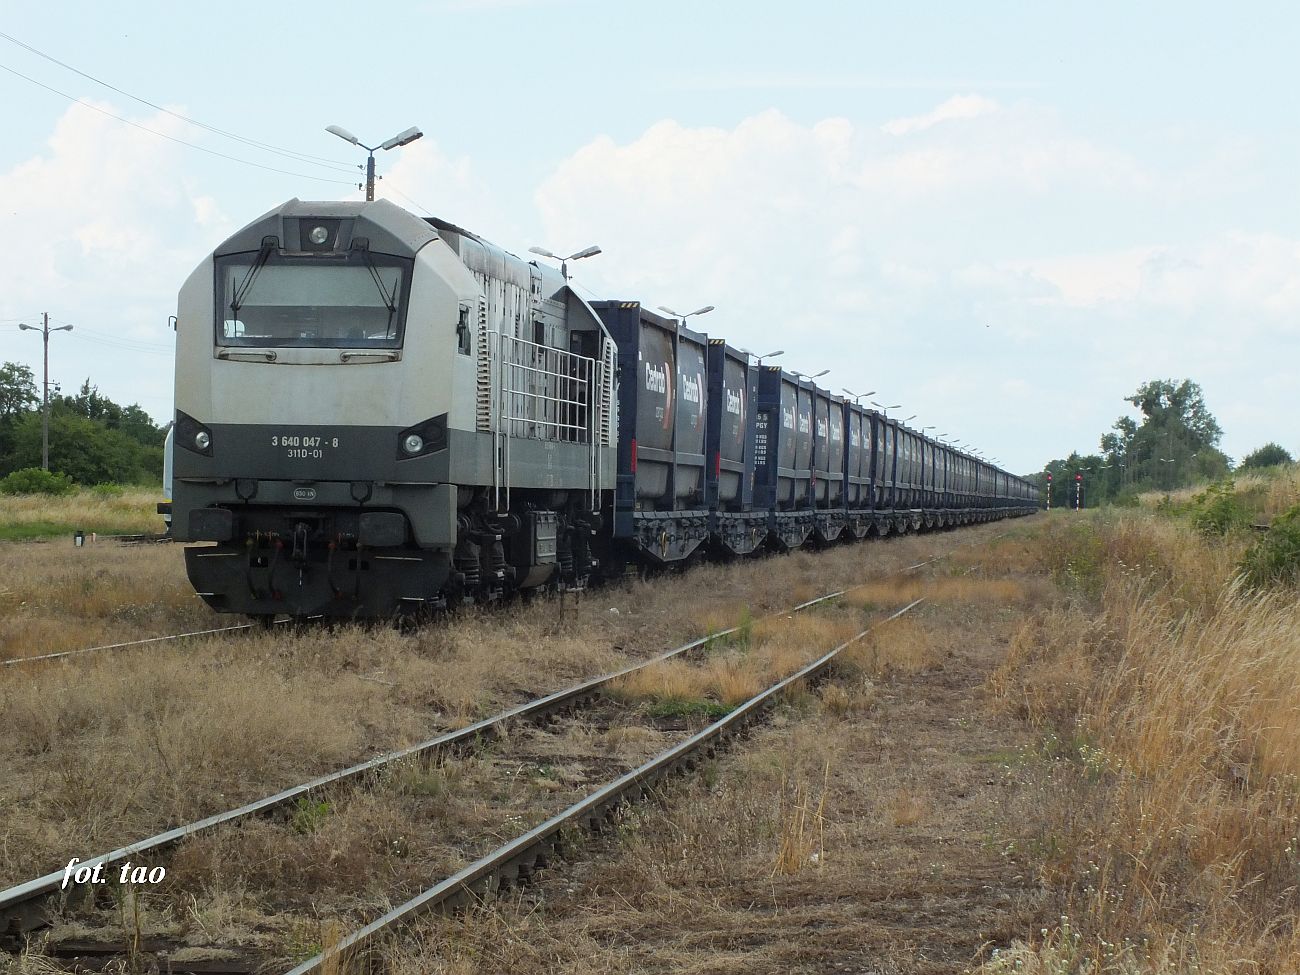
271;433;340;460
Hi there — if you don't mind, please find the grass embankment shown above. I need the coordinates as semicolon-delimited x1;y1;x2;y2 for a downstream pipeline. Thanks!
1137;461;1300;524
983;512;1300;972
0;487;163;540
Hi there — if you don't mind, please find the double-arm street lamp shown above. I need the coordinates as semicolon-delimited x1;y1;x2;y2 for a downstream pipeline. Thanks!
18;315;72;471
326;124;423;201
871;400;901;416
842;388;876;404
658;305;715;329
791;369;830;383
742;348;784;367
530;245;602;281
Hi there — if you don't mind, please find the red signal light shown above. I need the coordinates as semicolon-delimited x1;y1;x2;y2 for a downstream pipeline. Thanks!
1046;473;1052;481
1075;473;1082;481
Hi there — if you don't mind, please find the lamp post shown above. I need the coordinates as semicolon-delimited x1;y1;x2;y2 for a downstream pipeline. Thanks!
871;400;901;417
18;313;73;471
658;305;715;330
741;348;784;368
791;369;830;381
901;414;917;423
325;124;423;201
842;388;876;405
530;244;602;281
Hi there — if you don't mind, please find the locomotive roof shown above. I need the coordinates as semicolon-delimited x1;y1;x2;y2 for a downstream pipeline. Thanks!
215;198;438;259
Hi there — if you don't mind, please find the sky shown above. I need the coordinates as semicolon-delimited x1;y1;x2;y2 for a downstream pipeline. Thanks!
0;1;1296;475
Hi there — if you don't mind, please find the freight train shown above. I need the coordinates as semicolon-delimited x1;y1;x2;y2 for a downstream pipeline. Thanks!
169;199;1038;619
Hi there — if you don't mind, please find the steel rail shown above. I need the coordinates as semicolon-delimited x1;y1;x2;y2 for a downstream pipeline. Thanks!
0;615;328;668
0;624;254;667
285;597;926;975
0;589;852;940
0;528;993;940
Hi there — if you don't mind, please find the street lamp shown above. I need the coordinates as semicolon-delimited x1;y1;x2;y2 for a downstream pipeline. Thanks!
741;348;784;367
842;388;876;404
658;305;715;329
530;244;602;281
18;316;73;471
790;370;830;388
326;124;423;202
870;401;901;416
901;414;917;423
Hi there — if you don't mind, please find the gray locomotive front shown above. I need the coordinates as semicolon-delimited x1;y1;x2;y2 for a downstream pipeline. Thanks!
172;199;616;618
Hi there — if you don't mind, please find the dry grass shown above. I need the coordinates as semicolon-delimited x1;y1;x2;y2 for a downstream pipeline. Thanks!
838;614;942;676
1135;462;1300;522
983;510;1300;971
770;760;830;876
0;542;215;661
0;520;1022;895
377;551;1046;974
842;572;1045;613
0;487;164;538
610;607;866;714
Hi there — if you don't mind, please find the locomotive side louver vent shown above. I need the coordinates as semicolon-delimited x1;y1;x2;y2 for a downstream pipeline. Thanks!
475;298;492;432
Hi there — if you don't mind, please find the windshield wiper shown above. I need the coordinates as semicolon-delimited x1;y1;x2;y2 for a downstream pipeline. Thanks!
231;238;275;315
362;251;399;338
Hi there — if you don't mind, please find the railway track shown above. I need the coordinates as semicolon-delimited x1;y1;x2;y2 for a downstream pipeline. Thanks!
285;598;925;975
2;532;1007;971
0;579;880;951
8;591;923;974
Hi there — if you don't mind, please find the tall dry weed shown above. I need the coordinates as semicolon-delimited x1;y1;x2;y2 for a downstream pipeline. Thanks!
987;510;1300;970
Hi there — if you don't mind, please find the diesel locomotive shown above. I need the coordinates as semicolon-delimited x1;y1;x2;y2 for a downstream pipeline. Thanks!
170;198;1037;619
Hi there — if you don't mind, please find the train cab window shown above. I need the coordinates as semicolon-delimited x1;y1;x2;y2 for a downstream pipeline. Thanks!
457;305;472;355
216;251;413;349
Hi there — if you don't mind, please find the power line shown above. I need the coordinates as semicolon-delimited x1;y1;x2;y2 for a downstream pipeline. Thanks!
383;182;434;216
48;320;174;355
0;30;356;174
68;333;173;357
0;61;354;185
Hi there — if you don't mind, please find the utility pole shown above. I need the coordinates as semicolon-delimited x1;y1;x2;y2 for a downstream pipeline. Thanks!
18;313;73;471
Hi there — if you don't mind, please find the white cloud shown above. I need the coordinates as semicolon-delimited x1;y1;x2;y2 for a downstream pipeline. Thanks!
536;101;1300;470
1011;235;1300;324
881;94;1000;136
381;138;521;243
0;101;212;420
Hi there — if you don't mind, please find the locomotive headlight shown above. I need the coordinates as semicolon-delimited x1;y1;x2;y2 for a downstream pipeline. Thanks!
402;433;424;455
194;431;212;451
308;225;330;245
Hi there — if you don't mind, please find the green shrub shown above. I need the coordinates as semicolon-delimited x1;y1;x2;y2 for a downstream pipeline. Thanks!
1190;479;1250;536
89;483;125;498
0;467;76;496
1239;504;1300;589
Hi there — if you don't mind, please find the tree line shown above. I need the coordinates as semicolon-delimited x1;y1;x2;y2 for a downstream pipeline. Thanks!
0;361;166;486
1036;378;1293;509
